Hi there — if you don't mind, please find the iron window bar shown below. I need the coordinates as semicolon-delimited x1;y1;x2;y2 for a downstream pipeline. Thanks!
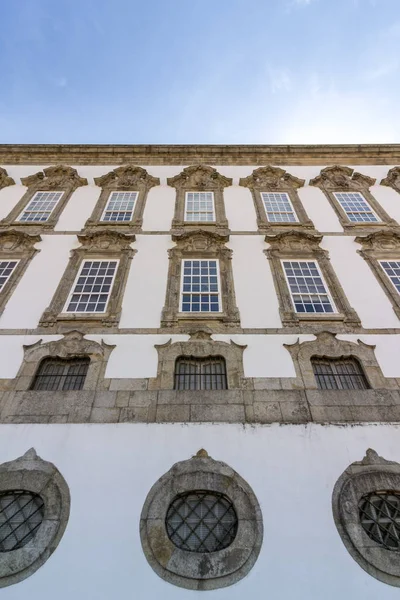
312;357;369;390
359;491;400;550
174;356;227;390
31;357;90;391
0;490;44;552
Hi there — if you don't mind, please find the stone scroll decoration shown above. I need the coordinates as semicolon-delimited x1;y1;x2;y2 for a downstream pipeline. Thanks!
381;167;400;194
0;168;15;192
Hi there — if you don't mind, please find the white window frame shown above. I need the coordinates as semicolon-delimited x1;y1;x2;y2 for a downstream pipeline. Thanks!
0;260;19;292
184;191;216;222
379;260;400;296
100;191;138;222
179;259;222;313
63;259;119;314
333;192;380;223
17;191;64;223
282;259;337;314
261;192;298;223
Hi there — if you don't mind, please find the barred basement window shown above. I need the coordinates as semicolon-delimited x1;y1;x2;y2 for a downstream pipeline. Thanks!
18;191;64;223
0;491;44;552
359;491;400;550
261;192;298;223
333;192;380;223
282;260;336;314
312;357;369;390
64;260;118;313
101;191;138;222
0;261;18;292
31;357;90;391
174;356;227;390
184;192;215;222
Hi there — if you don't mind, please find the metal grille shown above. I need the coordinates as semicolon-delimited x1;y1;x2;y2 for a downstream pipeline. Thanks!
166;491;238;553
312;357;369;390
0;490;44;552
18;191;64;222
359;491;400;550
174;356;227;390
31;357;89;391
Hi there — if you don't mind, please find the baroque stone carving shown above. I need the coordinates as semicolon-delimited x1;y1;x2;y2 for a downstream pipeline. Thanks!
381;167;400;194
0;167;15;191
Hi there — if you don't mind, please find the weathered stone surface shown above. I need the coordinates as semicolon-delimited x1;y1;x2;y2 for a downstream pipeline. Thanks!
119;407;149;422
109;378;148;391
90;408;120;423
156;405;190;423
92;391;117;408
190;404;245;423
253;402;282;423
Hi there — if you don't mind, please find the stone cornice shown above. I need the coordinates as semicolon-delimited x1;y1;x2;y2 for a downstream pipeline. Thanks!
1;144;400;165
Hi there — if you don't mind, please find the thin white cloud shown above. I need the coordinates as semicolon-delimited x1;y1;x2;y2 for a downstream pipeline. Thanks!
268;68;292;93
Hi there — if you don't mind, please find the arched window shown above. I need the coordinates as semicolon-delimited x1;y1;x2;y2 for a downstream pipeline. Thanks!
174;356;227;390
311;356;369;390
31;357;90;391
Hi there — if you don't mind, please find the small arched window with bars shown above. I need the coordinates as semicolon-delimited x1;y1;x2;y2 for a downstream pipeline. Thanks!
311;356;369;390
174;356;227;390
31;357;90;391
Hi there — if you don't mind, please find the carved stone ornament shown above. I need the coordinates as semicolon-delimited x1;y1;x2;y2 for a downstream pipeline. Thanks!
0;448;70;588
240;165;305;190
332;449;400;587
167;164;232;190
381;167;400;193
0;167;15;191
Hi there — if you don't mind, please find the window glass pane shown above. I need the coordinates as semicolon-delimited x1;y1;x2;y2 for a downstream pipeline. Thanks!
19;191;64;222
65;260;117;313
185;192;215;222
380;261;400;294
261;192;298;223
180;260;220;312
283;261;335;313
101;191;138;222
334;192;379;223
0;261;18;292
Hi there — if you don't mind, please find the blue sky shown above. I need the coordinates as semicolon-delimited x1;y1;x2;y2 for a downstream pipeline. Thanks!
0;0;399;144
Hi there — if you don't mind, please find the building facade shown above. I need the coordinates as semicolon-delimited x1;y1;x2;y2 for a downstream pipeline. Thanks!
0;144;400;597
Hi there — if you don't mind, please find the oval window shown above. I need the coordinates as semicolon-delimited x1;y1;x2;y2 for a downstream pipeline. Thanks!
0;490;44;552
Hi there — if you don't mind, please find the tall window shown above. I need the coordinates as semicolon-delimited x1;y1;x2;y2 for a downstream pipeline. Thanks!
261;192;298;223
184;192;215;222
174;356;227;390
0;261;18;292
64;260;118;313
312;357;369;390
181;259;221;312
101;191;138;222
333;192;379;223
282;260;336;314
18;191;64;223
380;261;400;295
31;357;90;391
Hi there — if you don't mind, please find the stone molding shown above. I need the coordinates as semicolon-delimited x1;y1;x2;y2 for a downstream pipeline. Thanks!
39;230;136;329
264;231;361;328
85;165;160;232
381;167;400;193
309;166;397;232
239;165;314;232
332;449;400;587
0;168;15;191
161;230;240;329
167;165;231;235
0;448;70;588
140;449;263;591
151;329;247;389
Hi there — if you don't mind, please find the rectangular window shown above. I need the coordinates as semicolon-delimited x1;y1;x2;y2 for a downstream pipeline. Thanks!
261;192;298;223
0;261;18;292
180;259;221;312
64;260;118;313
282;260;336;314
380;261;400;295
333;192;379;223
101;191;138;222
184;192;215;222
18;191;64;222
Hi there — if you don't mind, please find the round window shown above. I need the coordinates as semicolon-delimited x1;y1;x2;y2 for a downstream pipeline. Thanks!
0;490;44;552
359;491;400;550
166;490;238;553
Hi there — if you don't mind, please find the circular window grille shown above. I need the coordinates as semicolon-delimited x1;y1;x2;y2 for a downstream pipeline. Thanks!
0;490;45;552
166;490;238;553
359;491;400;550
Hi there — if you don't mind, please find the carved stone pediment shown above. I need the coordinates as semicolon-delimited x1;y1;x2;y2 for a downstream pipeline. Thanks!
265;230;323;251
239;165;305;190
285;331;375;360
310;166;376;191
77;230;135;252
0;230;41;253
172;229;229;253
381;167;400;192
94;165;160;190
167;165;232;190
21;166;87;191
355;230;400;252
0;168;15;191
23;330;115;360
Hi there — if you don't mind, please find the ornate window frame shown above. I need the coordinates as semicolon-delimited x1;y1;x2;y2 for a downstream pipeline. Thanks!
0;166;87;231
265;231;360;327
85;166;160;232
309;166;396;231
14;330;114;392
0;448;70;588
152;329;246;389
161;230;240;329
284;331;386;389
381;167;400;194
39;230;135;329
0;168;15;192
356;231;400;320
167;165;232;235
333;448;400;587
239;165;314;232
140;449;263;591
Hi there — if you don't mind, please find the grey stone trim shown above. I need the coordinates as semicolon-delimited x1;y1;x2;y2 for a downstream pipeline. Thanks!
356;230;400;320
167;165;232;235
381;167;400;194
332;448;400;587
0;166;87;233
0;448;70;588
39;230;136;329
0;168;15;191
310;166;398;232
84;166;160;233
151;329;246;389
140;449;263;591
265;231;361;328
239;165;314;233
161;229;240;329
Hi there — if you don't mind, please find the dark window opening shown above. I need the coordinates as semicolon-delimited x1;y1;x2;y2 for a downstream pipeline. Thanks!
31;357;90;391
174;356;227;390
0;490;44;552
312;356;369;390
359;491;400;550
